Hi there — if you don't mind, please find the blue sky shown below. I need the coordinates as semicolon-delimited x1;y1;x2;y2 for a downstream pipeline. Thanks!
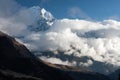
16;0;120;21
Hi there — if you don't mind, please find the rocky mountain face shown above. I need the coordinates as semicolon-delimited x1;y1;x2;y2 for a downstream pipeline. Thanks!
0;31;111;80
109;69;120;80
0;69;42;80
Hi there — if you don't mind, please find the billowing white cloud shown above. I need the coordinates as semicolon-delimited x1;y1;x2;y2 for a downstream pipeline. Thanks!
0;0;120;77
14;18;120;75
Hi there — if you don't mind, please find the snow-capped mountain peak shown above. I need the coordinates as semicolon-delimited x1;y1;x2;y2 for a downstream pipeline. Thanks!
41;8;54;21
27;7;55;32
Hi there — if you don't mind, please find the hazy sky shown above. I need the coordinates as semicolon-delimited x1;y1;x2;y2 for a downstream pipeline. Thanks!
16;0;120;21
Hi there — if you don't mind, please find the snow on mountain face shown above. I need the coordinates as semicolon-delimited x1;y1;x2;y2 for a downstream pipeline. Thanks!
0;5;120;77
26;6;54;32
41;8;54;21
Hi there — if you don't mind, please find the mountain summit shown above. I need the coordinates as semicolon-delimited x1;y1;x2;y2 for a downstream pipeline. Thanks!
27;7;54;32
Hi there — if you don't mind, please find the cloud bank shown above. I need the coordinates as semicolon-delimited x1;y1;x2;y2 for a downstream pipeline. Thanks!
0;0;120;76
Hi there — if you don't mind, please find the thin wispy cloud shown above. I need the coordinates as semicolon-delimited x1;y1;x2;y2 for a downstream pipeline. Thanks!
40;0;51;6
108;15;120;20
0;0;21;17
68;7;92;20
41;0;48;3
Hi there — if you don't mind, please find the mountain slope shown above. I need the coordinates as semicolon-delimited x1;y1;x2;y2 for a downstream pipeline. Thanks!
0;69;42;80
109;69;120;80
0;31;111;80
